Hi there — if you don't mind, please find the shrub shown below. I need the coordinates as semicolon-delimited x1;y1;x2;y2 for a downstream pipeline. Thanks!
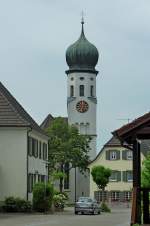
4;197;17;212
53;190;68;210
15;198;32;212
100;202;111;212
3;197;32;212
33;182;54;212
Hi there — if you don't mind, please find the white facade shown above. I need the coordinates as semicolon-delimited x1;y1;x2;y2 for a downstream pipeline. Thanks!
0;127;27;200
67;72;97;160
0;127;48;201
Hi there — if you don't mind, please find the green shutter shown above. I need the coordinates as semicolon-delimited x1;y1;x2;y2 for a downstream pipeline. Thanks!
106;150;110;160
123;171;127;182
122;150;127;160
117;171;121;181
116;150;120;160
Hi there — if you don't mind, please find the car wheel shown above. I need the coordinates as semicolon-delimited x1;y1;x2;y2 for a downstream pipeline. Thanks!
75;211;78;215
98;211;100;215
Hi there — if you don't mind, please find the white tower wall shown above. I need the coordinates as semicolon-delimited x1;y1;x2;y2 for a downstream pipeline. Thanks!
67;72;97;160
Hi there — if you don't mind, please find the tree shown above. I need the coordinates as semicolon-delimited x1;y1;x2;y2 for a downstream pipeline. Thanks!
91;165;111;204
46;117;91;192
142;154;150;188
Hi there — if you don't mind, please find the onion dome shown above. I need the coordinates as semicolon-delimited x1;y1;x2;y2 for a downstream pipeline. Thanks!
66;20;99;74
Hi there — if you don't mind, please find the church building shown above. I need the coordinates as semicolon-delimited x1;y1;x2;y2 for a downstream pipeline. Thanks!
65;19;99;202
42;19;99;202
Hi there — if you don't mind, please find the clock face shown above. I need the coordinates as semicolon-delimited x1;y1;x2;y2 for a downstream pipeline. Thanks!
76;101;89;113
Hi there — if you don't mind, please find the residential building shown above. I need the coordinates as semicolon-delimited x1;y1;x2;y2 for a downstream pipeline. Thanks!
0;82;49;201
89;136;147;203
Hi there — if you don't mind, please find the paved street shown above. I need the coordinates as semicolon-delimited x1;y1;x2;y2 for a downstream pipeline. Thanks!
0;207;130;226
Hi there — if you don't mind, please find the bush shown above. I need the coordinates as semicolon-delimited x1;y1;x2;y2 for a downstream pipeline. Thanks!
4;197;17;212
15;198;32;212
53;190;68;210
33;182;54;212
100;202;111;212
132;224;140;226
3;197;32;212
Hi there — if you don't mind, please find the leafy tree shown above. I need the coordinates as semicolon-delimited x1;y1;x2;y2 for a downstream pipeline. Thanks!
142;154;150;188
46;117;91;192
91;165;111;204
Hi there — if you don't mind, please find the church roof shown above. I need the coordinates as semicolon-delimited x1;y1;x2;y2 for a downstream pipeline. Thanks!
66;20;99;74
41;114;68;130
0;82;48;137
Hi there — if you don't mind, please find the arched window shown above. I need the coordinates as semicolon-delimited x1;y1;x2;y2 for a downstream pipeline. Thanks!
90;85;94;97
79;85;84;96
70;85;74;97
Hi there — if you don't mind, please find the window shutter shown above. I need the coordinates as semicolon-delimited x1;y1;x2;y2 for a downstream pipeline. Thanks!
117;171;121;181
106;150;110;160
122;150;127;160
116;150;120;160
123;171;127;182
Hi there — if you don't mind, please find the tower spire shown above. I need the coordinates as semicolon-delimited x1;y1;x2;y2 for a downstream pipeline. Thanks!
81;11;85;36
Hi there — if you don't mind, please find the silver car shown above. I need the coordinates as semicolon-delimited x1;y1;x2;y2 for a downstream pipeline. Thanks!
75;197;101;215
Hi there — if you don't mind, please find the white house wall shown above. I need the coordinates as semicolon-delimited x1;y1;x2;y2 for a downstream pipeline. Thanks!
0;127;27;200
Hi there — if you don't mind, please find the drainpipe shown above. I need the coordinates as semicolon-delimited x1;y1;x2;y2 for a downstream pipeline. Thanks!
27;127;32;200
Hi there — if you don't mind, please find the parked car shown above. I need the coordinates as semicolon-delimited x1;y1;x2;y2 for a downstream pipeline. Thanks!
75;197;101;215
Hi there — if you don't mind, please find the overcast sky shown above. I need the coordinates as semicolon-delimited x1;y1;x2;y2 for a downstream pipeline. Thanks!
0;0;150;151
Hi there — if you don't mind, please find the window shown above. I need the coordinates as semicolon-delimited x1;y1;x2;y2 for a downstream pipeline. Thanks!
39;141;42;159
41;175;45;182
111;191;120;201
124;191;132;201
70;85;74;97
90;85;94;97
28;137;32;156
79;85;84;96
80;77;84;80
28;137;38;157
127;150;132;160
43;143;47;160
64;163;69;189
127;171;133;182
109;171;118;182
106;150;120;160
90;77;94;81
123;171;133;182
71;77;74;81
110;151;117;160
94;191;108;203
109;171;121;182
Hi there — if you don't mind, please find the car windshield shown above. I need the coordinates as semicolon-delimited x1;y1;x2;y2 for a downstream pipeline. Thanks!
78;197;93;203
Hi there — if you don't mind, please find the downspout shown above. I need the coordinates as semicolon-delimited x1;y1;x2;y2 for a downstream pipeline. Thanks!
27;127;32;200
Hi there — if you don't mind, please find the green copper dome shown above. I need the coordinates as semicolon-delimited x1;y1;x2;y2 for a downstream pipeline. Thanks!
66;22;99;74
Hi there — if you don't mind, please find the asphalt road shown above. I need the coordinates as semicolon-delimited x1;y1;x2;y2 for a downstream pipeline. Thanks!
0;207;131;226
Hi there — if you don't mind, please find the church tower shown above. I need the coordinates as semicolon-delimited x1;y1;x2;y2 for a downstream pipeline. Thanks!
66;19;99;160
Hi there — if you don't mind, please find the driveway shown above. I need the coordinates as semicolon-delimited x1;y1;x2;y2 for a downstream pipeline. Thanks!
0;207;131;226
